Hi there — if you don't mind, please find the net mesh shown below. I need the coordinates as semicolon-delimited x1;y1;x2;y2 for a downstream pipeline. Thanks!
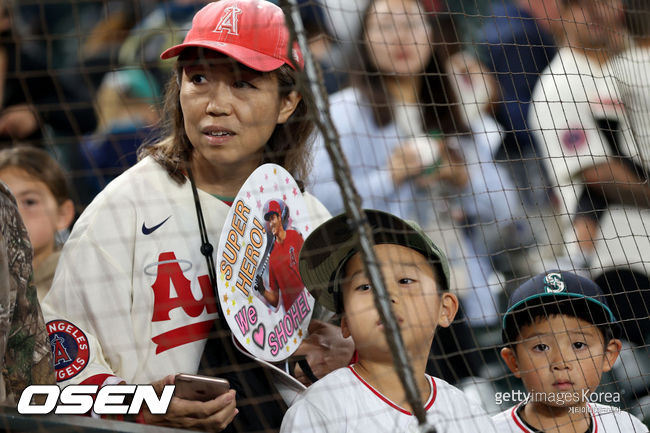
0;0;648;431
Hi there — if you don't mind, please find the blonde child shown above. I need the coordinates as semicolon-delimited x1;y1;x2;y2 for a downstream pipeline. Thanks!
281;209;497;432
0;147;74;299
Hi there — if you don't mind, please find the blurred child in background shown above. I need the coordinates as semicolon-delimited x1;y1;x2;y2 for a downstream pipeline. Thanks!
0;147;74;300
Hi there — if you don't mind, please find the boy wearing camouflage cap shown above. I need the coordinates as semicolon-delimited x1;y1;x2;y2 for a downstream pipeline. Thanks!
281;209;497;432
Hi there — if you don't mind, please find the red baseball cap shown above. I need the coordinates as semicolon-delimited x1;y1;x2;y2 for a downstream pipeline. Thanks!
160;0;304;71
264;200;283;220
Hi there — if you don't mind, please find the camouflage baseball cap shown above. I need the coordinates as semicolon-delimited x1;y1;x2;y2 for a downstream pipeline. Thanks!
299;209;450;313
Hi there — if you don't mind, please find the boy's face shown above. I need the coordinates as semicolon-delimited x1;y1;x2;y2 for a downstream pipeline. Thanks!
268;213;283;237
501;315;621;408
340;244;458;363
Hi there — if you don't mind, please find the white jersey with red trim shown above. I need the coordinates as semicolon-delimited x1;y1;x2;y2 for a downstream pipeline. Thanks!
492;402;648;432
41;156;331;387
528;47;650;271
280;366;497;433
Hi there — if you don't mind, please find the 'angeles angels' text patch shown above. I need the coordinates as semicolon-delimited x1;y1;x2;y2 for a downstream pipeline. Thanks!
47;320;89;382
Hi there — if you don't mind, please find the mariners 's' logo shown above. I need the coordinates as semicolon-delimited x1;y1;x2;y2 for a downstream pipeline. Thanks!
544;272;566;293
213;5;242;35
46;320;90;382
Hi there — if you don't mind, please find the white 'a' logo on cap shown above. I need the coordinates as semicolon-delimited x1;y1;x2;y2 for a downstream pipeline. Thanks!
214;5;242;35
544;272;566;293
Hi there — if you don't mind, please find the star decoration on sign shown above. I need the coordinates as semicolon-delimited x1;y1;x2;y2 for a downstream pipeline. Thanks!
292;187;298;196
285;177;289;184
257;199;262;209
232;299;236;306
246;337;250;344
293;338;297;344
274;183;279;191
259;185;264;193
305;225;309;232
226;308;231;316
231;287;236;293
282;194;287;201
246;191;251;199
248;295;253;304
273;168;277;175
298;329;303;337
286;346;290;352
223;294;228;303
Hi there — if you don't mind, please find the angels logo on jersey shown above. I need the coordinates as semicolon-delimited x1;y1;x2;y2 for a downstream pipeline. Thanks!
148;251;218;354
47;320;89;382
560;128;587;152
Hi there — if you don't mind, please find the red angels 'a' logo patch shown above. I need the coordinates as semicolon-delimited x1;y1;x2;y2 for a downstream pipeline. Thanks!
47;320;89;382
213;5;242;35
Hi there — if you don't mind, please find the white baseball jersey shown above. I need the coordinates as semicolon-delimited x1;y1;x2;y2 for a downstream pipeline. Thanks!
615;44;650;168
280;366;498;433
42;156;330;387
492;402;649;432
529;47;650;270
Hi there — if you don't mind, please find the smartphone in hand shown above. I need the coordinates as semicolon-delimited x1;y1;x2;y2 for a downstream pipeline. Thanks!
174;373;230;402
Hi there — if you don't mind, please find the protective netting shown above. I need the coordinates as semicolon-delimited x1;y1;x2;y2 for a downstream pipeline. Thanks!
0;0;647;432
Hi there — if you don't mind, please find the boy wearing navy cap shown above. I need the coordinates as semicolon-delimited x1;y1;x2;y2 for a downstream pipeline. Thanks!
281;209;497;432
493;271;648;432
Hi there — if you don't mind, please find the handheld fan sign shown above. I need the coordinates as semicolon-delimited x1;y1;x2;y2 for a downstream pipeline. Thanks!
216;164;315;361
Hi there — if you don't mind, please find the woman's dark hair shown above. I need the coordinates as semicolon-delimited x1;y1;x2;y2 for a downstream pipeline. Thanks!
350;0;467;135
139;49;314;186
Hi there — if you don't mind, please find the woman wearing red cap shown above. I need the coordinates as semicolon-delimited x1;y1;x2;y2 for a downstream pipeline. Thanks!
41;0;352;431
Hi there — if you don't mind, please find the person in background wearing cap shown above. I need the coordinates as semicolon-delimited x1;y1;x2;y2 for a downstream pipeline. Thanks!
281;209;497;432
257;199;305;311
41;1;353;431
493;271;648;432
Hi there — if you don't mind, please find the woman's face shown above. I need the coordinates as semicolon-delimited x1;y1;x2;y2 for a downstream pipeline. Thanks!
364;0;433;75
179;51;301;176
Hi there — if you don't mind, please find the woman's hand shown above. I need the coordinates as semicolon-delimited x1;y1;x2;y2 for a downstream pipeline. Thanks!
291;320;355;386
389;137;468;189
143;375;238;432
388;141;425;186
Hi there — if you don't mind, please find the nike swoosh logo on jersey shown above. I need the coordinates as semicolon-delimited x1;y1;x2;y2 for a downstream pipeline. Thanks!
142;216;171;235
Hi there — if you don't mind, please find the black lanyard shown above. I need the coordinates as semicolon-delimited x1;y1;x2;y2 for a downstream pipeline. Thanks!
187;166;228;329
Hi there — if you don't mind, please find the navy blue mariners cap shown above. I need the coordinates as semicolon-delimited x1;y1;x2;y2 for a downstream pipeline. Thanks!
502;271;621;343
299;209;450;313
